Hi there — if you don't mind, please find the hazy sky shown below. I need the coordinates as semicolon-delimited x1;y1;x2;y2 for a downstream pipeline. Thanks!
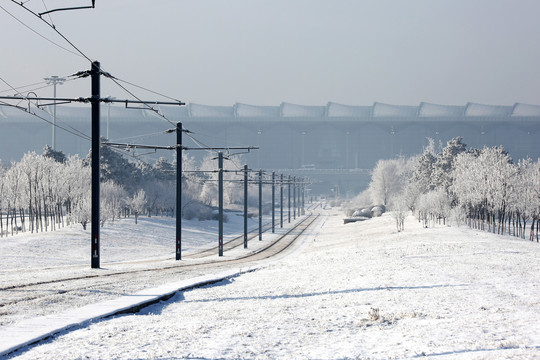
2;0;540;106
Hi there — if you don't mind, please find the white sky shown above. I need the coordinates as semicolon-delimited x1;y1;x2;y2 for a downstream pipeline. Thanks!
1;0;540;106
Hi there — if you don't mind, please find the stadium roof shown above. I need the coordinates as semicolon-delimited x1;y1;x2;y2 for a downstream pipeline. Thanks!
2;102;540;122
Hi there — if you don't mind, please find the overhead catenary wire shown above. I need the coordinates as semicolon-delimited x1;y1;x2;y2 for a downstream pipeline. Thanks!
0;99;91;142
1;80;49;95
4;3;200;150
101;72;179;127
112;77;184;104
5;1;184;130
1;5;72;57
40;0;54;25
0;75;92;141
9;0;93;62
3;1;226;164
110;130;173;143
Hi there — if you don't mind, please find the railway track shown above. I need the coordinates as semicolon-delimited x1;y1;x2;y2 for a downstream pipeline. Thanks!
0;208;321;327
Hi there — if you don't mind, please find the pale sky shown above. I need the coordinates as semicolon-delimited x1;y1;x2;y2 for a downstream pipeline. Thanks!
2;0;540;106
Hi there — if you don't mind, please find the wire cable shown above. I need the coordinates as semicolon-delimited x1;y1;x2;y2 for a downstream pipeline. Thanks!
0;3;84;59
0;75;92;141
0;100;91;141
0;80;48;95
40;0;54;26
0;74;79;95
110;130;172;143
3;1;201;156
112;77;183;103
102;73;177;127
5;1;188;135
9;0;93;62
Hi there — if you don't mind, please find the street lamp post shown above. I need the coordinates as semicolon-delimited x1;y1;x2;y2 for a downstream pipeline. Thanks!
301;131;306;166
44;75;65;149
106;96;116;139
345;131;350;169
257;130;262;168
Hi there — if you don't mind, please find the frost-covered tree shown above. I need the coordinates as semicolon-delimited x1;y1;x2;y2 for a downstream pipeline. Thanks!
17;152;43;233
63;155;91;228
368;157;408;207
451;146;516;234
85;139;143;194
452;150;488;229
416;189;450;227
391;195;408;232
411;138;438;192
480;146;515;234
70;189;91;230
431;137;467;193
0;160;5;237
42;145;66;164
531;159;540;241
152;157;175;181
127;189;147;224
100;180;126;226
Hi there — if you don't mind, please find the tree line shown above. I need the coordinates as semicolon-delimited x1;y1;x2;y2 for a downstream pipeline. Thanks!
0;144;260;237
351;137;540;241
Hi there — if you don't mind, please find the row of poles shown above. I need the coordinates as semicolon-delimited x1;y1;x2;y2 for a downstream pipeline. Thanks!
0;61;309;268
175;126;308;259
90;62;309;267
214;154;308;258
108;124;309;263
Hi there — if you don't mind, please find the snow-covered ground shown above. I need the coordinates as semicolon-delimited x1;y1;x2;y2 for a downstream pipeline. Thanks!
4;207;540;359
0;211;261;272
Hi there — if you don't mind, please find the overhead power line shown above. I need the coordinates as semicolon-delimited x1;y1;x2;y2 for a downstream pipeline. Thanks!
9;0;94;62
0;99;91;141
3;2;190;132
0;74;92;141
0;3;85;58
112;77;184;104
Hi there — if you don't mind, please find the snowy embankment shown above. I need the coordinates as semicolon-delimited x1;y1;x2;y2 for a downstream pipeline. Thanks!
0;212;258;272
5;207;540;359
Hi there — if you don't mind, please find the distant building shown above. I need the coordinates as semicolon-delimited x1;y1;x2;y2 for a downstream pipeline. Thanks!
1;102;539;196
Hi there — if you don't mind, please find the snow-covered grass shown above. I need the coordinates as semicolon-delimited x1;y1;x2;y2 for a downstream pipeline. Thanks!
4;207;540;359
0;210;260;272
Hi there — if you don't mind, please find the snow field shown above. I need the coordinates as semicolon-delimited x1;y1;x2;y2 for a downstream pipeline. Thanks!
5;207;540;359
0;213;259;272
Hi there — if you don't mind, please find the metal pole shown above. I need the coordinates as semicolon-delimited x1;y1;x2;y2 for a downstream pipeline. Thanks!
258;169;262;241
105;97;116;139
218;152;224;256
280;174;283;228
302;179;305;215
271;171;275;233
176;122;182;260
90;61;100;269
44;75;65;150
243;164;248;248
293;176;296;220
53;82;57;149
288;175;291;223
107;102;110;140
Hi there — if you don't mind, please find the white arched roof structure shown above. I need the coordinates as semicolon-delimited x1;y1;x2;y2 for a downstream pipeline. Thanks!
512;103;540;117
372;102;418;117
5;101;540;125
280;102;326;117
235;103;280;118
418;102;465;117
465;103;513;117
188;103;234;118
327;102;372;117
